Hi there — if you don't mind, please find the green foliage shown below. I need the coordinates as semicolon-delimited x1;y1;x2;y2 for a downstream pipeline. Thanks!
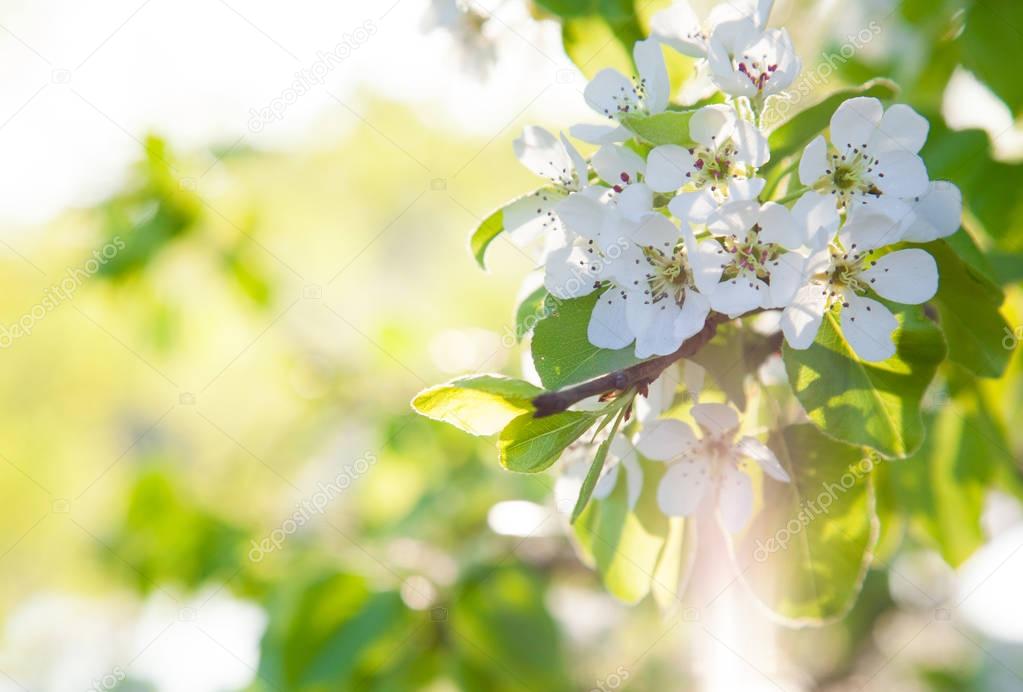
960;0;1023;117
106;468;248;591
412;375;543;436
884;371;1015;566
514;285;551;341
730;424;878;624
532;291;647;389
573;458;674;603
498;410;596;473
925;239;1010;378
450;564;570;691
97;135;202;278
621;110;697;147
255;569;430;691
783;305;946;458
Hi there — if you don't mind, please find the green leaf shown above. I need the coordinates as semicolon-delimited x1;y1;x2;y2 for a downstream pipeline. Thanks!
469;188;559;270
450;564;570;691
498;410;595;473
561;15;633;79
571;405;627;522
257;569;421;690
532;290;647;390
885;372;1012;567
961;0;1023;117
573;458;670;603
514;285;551;341
924;239;1010;378
764;79;899;174
782;304;946;458
412;375;544;436
620;110;696;147
650;517;695;612
728;424;879;625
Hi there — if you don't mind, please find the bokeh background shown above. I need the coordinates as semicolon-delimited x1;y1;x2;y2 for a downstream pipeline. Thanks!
0;0;1021;690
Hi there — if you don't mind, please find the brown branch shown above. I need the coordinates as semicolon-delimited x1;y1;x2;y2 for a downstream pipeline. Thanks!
532;312;731;418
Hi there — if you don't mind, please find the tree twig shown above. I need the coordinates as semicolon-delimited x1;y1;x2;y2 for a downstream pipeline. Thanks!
532;312;730;418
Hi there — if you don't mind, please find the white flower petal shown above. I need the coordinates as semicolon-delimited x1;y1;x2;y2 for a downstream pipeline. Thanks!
636;418;698;462
622;454;644;509
737;436;789;482
757;202;800;249
584;68;635;120
840;293;898;362
544;245;600;299
589;288;634;349
838;212;904;252
901;181;962;242
675;288;711;342
859;248;938;305
635;38;670;114
632;298;685;357
555;193;607;242
781;281;828;349
636;364;681;423
689;104;736;149
561;133;589;191
650;0;706;57
798;135;829;186
708;275;768;317
718;464;753;532
670;188;718;223
829;97;884;152
691;402;739;436
631;213;680;250
513;126;573;183
871;103;929;154
616;183;654;222
727;176;766;202
646;145;697;193
873;151;929;199
766;251;807;308
569;122;630;145
658;458;711;517
592;144;646;187
683;361;706;401
791;190;840;248
732;118;770;168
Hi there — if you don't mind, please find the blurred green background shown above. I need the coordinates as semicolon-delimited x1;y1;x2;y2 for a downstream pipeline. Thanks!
0;0;1022;690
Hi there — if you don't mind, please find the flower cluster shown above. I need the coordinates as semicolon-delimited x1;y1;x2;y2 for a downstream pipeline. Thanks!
508;0;961;365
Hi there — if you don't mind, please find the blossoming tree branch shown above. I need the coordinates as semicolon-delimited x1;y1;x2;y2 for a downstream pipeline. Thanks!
413;0;1014;624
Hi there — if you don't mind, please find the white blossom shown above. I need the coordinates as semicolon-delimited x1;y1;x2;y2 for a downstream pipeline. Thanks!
650;0;774;58
645;104;769;223
570;39;670;144
636;403;789;532
706;17;800;99
780;210;939;361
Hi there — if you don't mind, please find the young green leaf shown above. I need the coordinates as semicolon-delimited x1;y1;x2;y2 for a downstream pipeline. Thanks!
572;458;670;604
570;404;628;523
498;410;595;473
532;291;647;390
469;188;560;270
412;375;544;436
514;285;551;342
620;110;696;147
728;424;879;626
783;304;946;458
